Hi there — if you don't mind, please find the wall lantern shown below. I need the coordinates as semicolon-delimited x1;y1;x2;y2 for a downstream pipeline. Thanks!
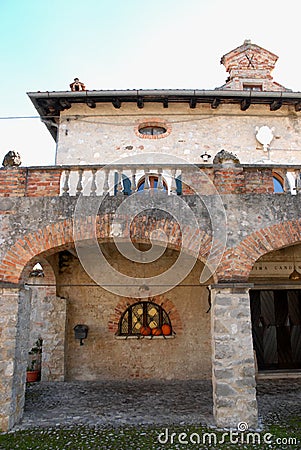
201;151;211;162
74;324;89;345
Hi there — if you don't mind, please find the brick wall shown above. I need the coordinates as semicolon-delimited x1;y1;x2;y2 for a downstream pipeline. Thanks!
0;167;61;197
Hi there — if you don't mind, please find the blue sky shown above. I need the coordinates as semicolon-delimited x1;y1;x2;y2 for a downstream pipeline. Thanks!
0;0;300;166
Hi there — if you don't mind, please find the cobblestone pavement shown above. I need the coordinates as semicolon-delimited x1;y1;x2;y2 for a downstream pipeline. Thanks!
13;379;301;430
256;379;301;426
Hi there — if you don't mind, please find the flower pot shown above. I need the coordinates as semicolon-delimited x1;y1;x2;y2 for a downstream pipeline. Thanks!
26;370;39;382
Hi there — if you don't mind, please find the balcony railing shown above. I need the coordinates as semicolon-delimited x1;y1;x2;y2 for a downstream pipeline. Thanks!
60;164;184;197
1;163;301;198
59;163;300;197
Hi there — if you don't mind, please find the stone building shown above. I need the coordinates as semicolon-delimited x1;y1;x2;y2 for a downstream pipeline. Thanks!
1;40;301;431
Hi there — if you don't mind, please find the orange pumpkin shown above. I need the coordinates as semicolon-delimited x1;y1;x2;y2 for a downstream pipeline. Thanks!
161;324;172;335
140;326;151;336
151;327;162;336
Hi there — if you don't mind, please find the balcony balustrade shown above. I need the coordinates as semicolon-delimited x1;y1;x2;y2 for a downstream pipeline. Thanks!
1;163;301;198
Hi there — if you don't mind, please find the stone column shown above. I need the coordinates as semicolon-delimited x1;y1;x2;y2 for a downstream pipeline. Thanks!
0;285;31;431
210;283;258;429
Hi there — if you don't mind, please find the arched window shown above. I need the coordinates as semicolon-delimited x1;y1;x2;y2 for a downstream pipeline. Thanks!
272;172;284;193
137;175;168;191
118;301;172;337
137;175;182;194
29;262;44;277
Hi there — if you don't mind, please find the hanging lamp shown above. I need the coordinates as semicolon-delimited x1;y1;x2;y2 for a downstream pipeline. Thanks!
289;248;301;281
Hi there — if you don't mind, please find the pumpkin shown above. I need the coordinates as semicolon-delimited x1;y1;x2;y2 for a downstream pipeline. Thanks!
140;325;151;336
151;327;162;336
161;324;172;335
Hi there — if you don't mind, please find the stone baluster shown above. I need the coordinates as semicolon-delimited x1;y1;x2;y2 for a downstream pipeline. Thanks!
170;168;177;195
157;168;164;191
62;169;70;196
144;169;150;190
76;169;83;196
131;168;137;193
90;168;97;196
117;169;123;196
103;169;110;196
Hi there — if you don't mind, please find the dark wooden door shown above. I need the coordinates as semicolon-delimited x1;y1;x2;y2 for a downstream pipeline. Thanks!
250;290;301;370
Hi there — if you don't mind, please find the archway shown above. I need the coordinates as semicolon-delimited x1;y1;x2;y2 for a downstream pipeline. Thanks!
249;243;301;373
0;215;216;429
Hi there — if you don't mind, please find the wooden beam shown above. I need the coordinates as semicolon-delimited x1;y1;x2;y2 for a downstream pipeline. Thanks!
59;99;71;109
211;98;220;109
86;99;96;109
137;97;144;108
295;102;301;112
270;100;282;111
189;98;197;108
240;98;251;111
112;98;121;108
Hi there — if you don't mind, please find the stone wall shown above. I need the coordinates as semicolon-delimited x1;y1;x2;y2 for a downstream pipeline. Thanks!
2;194;301;284
26;259;66;381
0;287;30;431
211;285;257;429
57;103;301;165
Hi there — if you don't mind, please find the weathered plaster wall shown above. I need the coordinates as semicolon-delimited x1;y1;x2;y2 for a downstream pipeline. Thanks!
57;103;301;165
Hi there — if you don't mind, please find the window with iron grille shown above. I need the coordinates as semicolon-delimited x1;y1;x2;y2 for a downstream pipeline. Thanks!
138;126;167;136
118;301;172;337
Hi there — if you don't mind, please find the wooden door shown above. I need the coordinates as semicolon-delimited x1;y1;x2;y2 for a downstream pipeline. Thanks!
250;290;301;370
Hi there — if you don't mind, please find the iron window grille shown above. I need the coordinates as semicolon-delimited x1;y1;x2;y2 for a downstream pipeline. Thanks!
138;126;167;136
118;301;172;336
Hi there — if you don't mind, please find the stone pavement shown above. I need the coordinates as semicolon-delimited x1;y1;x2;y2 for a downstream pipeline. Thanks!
13;379;301;430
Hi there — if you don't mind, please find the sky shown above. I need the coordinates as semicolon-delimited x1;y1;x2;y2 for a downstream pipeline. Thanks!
0;0;301;166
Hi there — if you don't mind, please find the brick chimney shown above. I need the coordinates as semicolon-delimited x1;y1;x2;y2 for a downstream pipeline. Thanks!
219;40;289;92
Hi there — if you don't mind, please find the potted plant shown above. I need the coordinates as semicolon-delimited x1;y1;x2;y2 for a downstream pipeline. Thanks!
26;338;42;382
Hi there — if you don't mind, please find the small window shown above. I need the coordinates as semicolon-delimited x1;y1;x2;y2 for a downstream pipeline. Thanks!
139;126;167;136
135;120;171;139
29;262;44;277
243;84;262;91
118;301;172;337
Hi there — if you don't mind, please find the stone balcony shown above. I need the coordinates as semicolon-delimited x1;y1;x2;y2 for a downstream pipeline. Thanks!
1;162;301;198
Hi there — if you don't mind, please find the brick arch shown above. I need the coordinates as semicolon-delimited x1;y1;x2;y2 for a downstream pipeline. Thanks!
0;214;214;284
217;218;301;281
108;295;183;335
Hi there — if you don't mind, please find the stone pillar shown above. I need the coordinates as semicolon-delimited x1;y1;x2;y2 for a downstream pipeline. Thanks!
210;284;258;429
0;285;31;431
29;281;67;381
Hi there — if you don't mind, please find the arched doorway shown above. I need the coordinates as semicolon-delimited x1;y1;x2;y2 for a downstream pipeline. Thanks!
249;244;301;372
